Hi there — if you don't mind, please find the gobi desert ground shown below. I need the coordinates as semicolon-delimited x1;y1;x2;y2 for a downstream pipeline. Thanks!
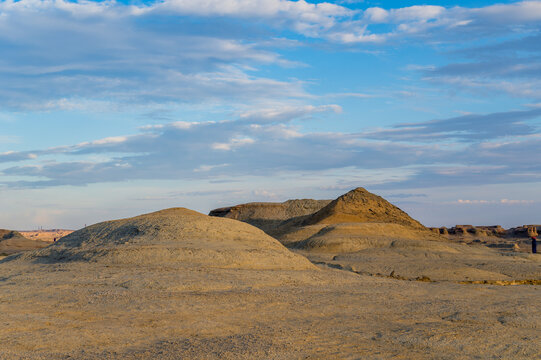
1;188;539;359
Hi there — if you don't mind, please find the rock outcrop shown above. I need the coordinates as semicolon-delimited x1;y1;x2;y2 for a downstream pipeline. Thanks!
445;225;539;238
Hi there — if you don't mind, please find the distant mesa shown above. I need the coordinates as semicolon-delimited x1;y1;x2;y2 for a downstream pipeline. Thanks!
20;229;74;242
0;229;49;255
430;224;539;239
512;225;540;238
10;208;315;271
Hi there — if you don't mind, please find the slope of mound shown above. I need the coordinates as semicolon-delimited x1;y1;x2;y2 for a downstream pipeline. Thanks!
209;199;331;234
303;187;425;229
293;223;444;253
11;208;315;270
304;242;541;282
0;229;49;255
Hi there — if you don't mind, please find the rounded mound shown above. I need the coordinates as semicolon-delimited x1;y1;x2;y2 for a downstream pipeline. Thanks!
14;208;316;270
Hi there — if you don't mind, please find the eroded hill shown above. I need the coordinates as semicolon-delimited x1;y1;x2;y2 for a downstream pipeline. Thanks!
209;199;331;235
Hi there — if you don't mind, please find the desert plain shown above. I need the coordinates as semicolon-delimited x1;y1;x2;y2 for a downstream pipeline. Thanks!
0;188;539;359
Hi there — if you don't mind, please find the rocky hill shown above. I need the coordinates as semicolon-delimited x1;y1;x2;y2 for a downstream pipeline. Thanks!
272;187;433;247
211;188;436;251
301;187;425;229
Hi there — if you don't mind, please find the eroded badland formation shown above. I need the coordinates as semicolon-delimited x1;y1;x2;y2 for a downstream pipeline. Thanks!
1;187;539;359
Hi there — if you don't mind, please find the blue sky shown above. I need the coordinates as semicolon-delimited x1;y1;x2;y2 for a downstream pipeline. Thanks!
1;0;541;229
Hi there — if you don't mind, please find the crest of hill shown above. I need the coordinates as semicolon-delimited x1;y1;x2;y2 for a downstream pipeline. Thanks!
11;208;315;270
303;187;425;230
0;229;49;255
209;199;331;234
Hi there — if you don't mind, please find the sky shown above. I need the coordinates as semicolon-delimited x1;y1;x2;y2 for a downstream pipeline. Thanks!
1;0;541;230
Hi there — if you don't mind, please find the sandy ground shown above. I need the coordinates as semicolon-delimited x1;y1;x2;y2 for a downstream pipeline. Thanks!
296;241;540;282
446;233;535;253
0;256;539;359
0;209;539;359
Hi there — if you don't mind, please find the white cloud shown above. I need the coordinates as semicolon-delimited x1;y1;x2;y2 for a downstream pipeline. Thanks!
456;199;535;205
152;0;352;38
2;0;541;112
193;163;229;172
238;104;341;124
158;0;350;18
89;136;128;146
363;7;388;22
211;137;255;151
475;1;541;22
1;105;540;192
391;5;445;22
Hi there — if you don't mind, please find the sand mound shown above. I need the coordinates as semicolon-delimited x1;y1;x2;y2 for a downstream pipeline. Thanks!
0;229;49;255
209;199;331;234
302;187;425;229
11;208;315;270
